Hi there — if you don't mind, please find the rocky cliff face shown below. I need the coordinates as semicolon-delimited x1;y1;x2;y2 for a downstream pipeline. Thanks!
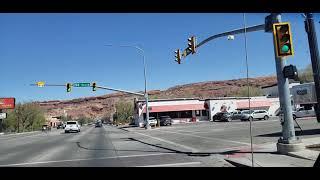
37;76;277;120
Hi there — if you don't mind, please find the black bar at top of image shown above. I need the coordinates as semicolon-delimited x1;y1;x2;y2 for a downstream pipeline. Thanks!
0;0;319;12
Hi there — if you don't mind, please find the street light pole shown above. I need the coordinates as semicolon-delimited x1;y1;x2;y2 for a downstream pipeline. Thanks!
104;44;151;129
304;13;320;123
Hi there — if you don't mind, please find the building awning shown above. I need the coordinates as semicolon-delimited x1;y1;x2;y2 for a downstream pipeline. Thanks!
143;104;205;113
236;101;272;109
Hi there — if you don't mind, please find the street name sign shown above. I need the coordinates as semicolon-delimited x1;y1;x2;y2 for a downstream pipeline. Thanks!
73;83;91;87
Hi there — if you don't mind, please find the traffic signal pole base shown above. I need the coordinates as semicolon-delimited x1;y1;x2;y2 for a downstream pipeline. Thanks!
277;138;304;154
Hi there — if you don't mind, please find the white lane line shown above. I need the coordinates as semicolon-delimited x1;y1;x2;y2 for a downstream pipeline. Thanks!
157;129;251;146
133;131;199;152
136;161;202;167
0;153;175;167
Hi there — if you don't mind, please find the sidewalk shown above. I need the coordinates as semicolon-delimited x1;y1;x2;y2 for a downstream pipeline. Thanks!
225;137;320;167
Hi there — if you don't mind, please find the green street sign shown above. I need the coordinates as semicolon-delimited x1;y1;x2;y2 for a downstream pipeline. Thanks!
73;83;91;87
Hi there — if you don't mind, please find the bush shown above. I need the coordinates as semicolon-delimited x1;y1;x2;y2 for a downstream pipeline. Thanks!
3;102;46;133
299;64;314;83
113;101;134;125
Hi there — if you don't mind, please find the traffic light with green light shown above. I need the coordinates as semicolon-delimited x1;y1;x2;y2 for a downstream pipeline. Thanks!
92;82;97;91
273;22;294;58
66;83;72;92
187;36;196;54
174;49;181;64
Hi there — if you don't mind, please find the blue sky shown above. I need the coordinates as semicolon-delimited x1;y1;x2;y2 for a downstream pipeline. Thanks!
0;13;319;103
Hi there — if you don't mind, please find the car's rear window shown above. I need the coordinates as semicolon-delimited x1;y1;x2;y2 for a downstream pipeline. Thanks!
67;122;77;124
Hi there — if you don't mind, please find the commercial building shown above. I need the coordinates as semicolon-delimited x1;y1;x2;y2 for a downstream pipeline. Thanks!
133;96;280;127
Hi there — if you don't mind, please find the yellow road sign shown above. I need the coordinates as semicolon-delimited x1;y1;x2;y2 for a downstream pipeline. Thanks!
36;81;45;87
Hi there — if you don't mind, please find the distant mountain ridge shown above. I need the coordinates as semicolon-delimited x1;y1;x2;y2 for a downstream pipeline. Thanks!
37;76;277;120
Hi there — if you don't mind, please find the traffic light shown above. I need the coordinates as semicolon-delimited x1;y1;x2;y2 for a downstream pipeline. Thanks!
92;82;97;91
187;36;196;54
66;83;72;92
273;22;294;58
174;49;181;64
283;64;299;81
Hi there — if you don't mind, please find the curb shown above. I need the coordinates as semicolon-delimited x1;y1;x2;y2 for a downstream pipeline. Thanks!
224;159;253;167
287;150;320;161
0;131;41;137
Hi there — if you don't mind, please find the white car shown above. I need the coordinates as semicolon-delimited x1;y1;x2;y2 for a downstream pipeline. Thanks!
241;110;270;121
293;107;315;120
65;121;81;133
144;117;158;127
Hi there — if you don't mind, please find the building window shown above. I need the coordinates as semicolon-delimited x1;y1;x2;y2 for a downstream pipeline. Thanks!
202;110;208;116
181;111;192;118
196;110;200;116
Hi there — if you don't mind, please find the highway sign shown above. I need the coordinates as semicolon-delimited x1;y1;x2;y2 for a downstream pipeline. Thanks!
73;83;91;87
0;98;15;109
0;113;7;119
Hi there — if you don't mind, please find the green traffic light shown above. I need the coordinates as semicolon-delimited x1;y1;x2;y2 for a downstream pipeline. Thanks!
281;44;290;53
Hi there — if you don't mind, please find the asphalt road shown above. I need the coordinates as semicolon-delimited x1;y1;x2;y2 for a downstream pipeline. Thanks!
0;125;222;167
0;118;319;167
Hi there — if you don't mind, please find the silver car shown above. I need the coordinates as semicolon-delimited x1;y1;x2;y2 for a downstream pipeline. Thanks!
241;110;270;121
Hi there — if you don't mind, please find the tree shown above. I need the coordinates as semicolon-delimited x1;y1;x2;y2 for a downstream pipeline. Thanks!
113;101;134;125
299;64;314;83
3;103;46;133
75;115;92;126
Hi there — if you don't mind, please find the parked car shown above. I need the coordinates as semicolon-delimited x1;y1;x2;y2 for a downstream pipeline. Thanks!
159;116;172;126
57;124;64;129
65;121;81;133
230;111;243;120
212;112;232;122
144;117;157;127
292;107;315;120
241;110;270;121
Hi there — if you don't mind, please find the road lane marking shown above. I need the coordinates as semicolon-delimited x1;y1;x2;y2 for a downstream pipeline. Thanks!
156;129;252;146
133;131;199;152
136;161;202;167
0;153;176;167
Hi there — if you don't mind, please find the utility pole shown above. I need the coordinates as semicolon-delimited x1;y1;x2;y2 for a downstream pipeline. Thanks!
272;14;303;153
304;13;320;123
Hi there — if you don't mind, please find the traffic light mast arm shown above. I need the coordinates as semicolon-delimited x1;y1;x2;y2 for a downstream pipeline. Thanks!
96;86;145;96
182;24;265;57
30;84;66;87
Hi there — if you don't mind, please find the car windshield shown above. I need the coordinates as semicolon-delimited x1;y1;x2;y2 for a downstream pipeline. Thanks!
67;122;76;124
242;110;254;114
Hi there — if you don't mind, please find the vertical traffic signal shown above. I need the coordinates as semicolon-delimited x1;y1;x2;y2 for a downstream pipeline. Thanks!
187;36;196;54
174;49;181;64
273;22;294;58
66;83;72;92
92;82;97;91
